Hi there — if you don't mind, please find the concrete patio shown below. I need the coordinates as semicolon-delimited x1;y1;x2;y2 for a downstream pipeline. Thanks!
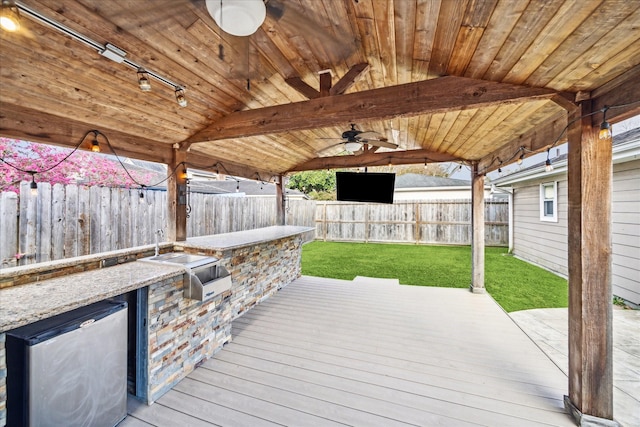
510;307;640;427
124;276;580;426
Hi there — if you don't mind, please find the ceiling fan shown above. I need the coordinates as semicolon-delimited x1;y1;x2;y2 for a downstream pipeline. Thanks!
318;124;399;156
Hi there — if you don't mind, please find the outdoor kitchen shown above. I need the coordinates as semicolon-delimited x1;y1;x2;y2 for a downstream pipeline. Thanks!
0;225;314;426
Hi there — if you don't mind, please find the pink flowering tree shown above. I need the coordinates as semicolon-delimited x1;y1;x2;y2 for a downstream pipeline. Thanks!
0;138;160;193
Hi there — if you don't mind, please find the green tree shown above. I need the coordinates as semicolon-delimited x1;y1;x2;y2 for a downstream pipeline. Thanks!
287;170;336;199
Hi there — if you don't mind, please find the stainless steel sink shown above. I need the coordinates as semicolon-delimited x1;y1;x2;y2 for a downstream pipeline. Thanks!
145;253;213;267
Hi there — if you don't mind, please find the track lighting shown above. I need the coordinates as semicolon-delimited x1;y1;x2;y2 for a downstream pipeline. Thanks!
599;107;612;140
0;0;20;32
175;87;187;107
137;68;151;91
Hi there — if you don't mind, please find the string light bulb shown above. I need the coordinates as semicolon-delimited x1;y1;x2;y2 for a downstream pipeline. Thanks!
0;0;20;32
235;181;240;192
137;68;151;92
179;165;188;180
599;107;612;140
175;87;187;107
90;136;100;153
517;152;525;165
29;172;37;196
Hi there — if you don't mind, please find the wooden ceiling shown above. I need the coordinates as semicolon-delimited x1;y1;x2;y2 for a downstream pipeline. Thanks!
1;0;639;180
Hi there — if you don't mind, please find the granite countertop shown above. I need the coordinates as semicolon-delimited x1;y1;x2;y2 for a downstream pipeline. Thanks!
179;225;315;251
0;262;184;332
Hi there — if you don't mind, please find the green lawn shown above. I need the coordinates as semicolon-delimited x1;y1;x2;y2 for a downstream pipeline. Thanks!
301;241;568;313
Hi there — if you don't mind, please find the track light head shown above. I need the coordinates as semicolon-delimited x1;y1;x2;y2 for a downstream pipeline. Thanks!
175;87;187;107
137;68;151;91
0;0;20;32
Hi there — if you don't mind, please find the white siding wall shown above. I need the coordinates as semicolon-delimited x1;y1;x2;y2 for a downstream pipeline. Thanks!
611;159;640;304
512;178;568;275
511;159;640;304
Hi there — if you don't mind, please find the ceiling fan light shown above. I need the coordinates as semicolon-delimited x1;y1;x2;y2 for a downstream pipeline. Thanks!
205;0;266;37
344;141;362;152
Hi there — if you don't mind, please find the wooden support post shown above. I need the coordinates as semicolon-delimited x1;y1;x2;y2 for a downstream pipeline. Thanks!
565;102;617;424
276;175;285;226
167;150;188;242
470;163;485;293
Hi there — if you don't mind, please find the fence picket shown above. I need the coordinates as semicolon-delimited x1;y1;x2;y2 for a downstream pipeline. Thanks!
0;192;18;268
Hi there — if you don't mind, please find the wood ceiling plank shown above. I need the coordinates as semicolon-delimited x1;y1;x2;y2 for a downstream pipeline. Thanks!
372;0;398;86
549;29;640;91
412;0;441;80
447;26;486;76
464;0;528;79
429;0;469;77
393;0;417;85
502;0;601;84
525;0;639;88
429;111;461;153
447;0;498;75
447;106;499;156
564;39;640;93
451;104;520;158
438;108;479;154
288;148;459;173
285;77;320;99
185;76;562;145
420;112;445;151
483;0;564;81
355;16;386;87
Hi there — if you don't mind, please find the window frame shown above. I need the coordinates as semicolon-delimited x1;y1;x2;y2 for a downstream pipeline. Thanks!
539;181;558;222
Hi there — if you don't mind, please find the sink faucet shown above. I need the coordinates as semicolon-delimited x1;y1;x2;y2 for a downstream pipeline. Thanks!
155;229;164;257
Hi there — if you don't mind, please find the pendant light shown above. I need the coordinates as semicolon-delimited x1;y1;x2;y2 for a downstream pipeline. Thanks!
205;0;266;37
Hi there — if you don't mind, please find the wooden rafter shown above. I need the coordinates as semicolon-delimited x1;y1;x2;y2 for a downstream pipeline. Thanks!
284;63;370;100
185;76;563;147
288;149;458;172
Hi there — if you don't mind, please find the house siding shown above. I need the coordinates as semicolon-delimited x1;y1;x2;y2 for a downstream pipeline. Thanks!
512;178;569;275
510;159;640;304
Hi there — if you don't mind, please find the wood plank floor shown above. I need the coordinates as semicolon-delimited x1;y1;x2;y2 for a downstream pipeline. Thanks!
124;276;575;426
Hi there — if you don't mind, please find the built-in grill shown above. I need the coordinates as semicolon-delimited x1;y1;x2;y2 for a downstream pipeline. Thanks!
141;253;232;302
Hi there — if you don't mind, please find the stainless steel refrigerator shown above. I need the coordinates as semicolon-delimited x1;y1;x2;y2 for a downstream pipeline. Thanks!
6;300;128;427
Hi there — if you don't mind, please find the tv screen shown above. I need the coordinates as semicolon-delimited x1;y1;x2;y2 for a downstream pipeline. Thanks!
336;172;395;204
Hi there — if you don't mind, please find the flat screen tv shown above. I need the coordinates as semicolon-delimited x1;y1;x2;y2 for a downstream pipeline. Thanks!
336;172;395;204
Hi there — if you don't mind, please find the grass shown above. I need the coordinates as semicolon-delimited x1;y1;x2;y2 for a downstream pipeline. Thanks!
301;241;568;313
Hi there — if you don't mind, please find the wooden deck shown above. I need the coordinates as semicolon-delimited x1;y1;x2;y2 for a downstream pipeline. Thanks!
123;276;575;426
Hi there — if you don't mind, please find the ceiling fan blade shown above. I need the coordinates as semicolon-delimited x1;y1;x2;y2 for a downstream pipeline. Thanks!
357;131;387;141
317;142;345;155
364;139;399;149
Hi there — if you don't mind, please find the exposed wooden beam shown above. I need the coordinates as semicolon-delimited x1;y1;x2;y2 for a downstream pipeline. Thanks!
186;76;563;145
478;110;569;173
319;71;332;97
330;63;370;96
591;66;640;124
184;151;280;181
0;104;173;164
284;77;320;99
288;149;458;172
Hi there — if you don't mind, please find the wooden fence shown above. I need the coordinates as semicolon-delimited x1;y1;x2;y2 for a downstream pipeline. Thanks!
315;200;508;245
0;182;316;269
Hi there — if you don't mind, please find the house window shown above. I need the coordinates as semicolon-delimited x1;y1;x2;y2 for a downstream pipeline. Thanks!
540;182;558;222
